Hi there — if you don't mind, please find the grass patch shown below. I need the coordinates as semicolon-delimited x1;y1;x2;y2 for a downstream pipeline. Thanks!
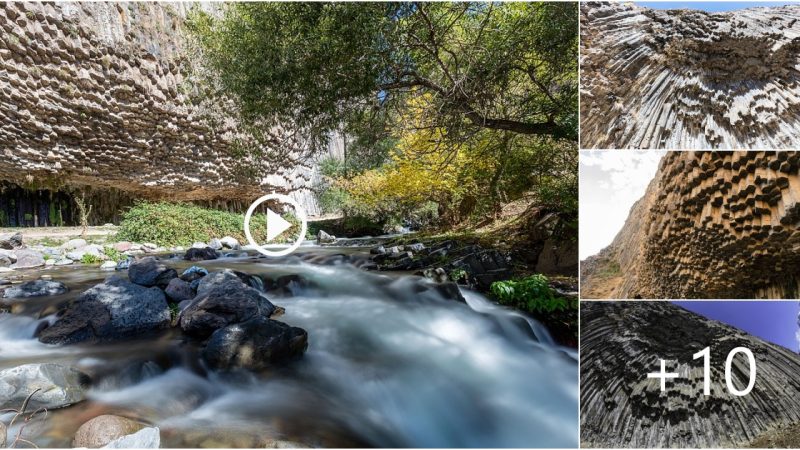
116;202;309;247
80;253;102;265
596;259;621;279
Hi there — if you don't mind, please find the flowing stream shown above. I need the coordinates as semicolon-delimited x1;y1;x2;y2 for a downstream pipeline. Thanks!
0;246;578;448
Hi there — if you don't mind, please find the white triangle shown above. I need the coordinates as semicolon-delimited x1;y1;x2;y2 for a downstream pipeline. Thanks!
266;208;292;242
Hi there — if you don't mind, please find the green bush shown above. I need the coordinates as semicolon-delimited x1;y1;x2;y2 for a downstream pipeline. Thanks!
80;253;102;265
116;202;303;247
490;274;576;314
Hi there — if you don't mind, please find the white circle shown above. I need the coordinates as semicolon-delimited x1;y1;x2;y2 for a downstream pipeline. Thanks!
243;193;308;257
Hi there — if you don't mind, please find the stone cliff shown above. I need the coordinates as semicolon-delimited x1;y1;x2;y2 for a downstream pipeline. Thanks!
581;151;800;299
580;2;800;149
0;2;328;214
581;301;800;448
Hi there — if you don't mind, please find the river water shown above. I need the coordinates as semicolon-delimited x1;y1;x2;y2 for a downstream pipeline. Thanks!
0;246;578;448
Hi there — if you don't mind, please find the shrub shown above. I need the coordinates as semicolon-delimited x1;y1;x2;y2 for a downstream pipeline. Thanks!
104;247;125;263
490;274;577;314
80;253;102;265
116;202;302;247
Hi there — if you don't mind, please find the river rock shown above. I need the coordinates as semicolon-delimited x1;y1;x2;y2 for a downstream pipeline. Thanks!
208;238;223;250
164;278;193;303
38;276;170;345
73;415;146;448
203;316;308;371
2;280;68;299
66;250;87;261
220;236;240;250
180;277;276;338
11;250;44;269
183;247;219;261
62;238;87;250
0;254;12;268
55;258;74;266
180;266;208;283
100;261;117;271
191;242;208;249
113;242;132;252
128;257;177;288
316;230;335;244
0;363;89;410
103;427;160;449
0;232;23;250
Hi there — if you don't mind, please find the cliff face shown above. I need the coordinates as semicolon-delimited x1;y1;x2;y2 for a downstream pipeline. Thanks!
580;2;800;149
0;2;326;212
581;301;800;448
581;151;800;299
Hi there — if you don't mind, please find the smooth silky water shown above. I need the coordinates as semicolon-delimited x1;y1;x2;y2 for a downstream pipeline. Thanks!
0;246;578;448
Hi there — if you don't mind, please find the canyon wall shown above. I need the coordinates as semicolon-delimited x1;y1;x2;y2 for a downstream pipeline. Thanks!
0;2;330;216
581;151;800;299
580;2;800;149
581;301;800;447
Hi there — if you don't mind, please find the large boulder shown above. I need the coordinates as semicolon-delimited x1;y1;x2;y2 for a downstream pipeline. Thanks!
220;236;241;250
184;247;219;261
316;230;335;245
0;232;23;250
2;280;68;299
0;363;89;410
62;238;87;251
73;415;146;448
10;250;45;269
103;427;160;449
164;278;194;303
180;277;276;339
38;276;170;345
203;316;308;371
127;257;177;288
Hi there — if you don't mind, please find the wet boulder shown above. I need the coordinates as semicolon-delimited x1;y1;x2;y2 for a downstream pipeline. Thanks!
220;236;241;250
184;247;219;261
73;415;146;448
103;427;160;448
2;280;68;299
11;249;45;269
180;277;276;339
164;278;194;303
127;257;177;288
180;266;208;284
0;232;23;250
203;316;308;371
38;276;170;345
316;230;335;245
0;363;89;410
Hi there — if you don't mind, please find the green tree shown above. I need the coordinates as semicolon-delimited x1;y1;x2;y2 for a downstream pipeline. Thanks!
187;2;578;151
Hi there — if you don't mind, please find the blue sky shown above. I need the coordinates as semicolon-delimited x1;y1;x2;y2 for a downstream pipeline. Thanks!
637;1;798;12
673;301;799;352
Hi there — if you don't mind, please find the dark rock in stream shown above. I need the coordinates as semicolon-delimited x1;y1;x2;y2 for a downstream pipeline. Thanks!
203;316;308;371
38;276;171;345
180;276;277;339
164;278;194;303
128;257;177;288
2;280;68;299
0;363;90;410
183;247;219;261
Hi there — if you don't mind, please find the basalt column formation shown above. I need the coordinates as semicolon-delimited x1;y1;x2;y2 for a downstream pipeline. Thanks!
581;151;800;299
581;301;800;448
0;2;325;212
580;2;800;149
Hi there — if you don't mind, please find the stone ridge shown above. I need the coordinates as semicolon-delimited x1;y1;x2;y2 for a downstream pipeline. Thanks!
0;2;318;205
580;2;800;149
581;301;800;448
581;151;800;299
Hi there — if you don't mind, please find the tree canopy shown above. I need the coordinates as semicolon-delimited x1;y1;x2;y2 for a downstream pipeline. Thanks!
187;2;578;149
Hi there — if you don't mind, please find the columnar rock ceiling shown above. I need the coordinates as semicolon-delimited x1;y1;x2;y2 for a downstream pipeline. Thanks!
581;301;800;448
580;2;800;149
0;2;319;205
581;151;800;299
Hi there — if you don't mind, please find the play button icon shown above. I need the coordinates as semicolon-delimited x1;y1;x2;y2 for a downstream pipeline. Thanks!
266;208;292;242
243;193;308;257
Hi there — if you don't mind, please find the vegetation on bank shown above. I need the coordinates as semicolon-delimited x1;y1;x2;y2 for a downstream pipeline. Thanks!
115;202;304;247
